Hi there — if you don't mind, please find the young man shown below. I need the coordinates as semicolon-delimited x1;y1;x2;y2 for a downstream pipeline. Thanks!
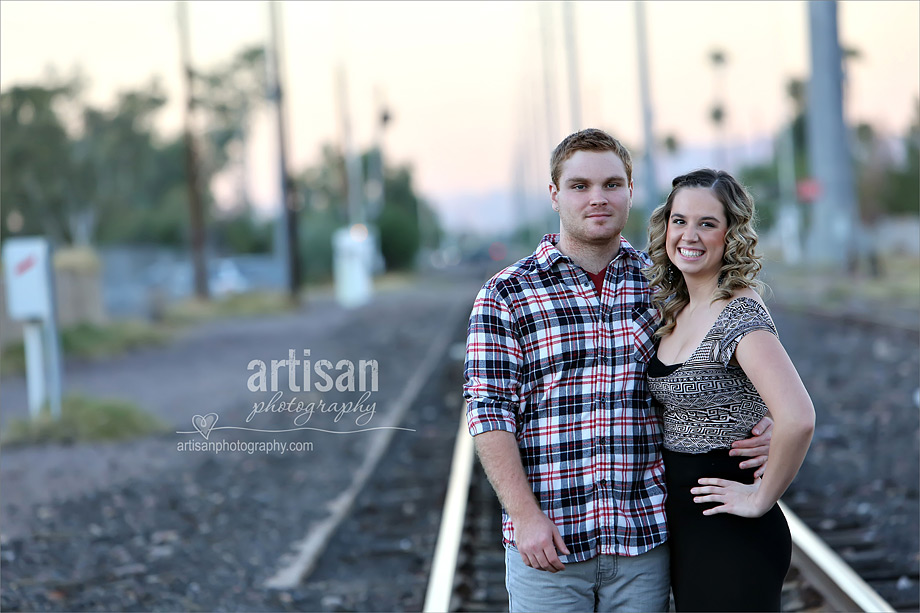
463;129;771;612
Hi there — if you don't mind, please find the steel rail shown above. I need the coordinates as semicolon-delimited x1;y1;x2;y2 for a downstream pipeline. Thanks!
423;410;897;613
423;407;474;613
781;501;895;612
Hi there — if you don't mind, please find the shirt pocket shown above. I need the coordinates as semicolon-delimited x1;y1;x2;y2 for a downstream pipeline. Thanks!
631;305;659;363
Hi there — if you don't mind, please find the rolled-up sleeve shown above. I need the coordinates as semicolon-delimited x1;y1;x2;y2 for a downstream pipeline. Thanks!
463;284;522;437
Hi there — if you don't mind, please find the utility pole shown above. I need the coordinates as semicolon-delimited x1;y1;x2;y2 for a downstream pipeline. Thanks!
805;0;858;269
773;12;803;266
367;87;390;223
268;1;301;299
562;2;582;132
635;1;659;211
176;2;209;300
331;62;373;308
777;120;802;265
336;65;364;227
536;3;559;242
538;2;559;147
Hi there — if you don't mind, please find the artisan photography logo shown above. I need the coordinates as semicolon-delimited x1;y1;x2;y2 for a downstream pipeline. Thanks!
244;349;379;427
175;348;414;450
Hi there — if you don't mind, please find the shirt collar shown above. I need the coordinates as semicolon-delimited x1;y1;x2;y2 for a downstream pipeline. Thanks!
534;233;644;272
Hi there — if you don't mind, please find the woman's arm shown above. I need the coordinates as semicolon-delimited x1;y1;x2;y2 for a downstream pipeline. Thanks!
692;329;815;517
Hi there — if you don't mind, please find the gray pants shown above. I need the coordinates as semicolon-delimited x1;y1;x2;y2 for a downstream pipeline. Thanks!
504;542;670;613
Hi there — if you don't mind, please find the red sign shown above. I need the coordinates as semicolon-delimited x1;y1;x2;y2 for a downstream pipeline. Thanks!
489;242;507;262
796;178;822;204
15;255;36;276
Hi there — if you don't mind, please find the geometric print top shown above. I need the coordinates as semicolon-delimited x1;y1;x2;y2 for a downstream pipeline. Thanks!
464;234;667;562
647;296;777;454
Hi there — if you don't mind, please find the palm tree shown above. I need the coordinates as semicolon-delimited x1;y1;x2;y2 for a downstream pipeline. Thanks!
709;48;728;167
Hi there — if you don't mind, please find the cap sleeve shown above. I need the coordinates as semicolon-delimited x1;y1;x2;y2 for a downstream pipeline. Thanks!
716;297;778;367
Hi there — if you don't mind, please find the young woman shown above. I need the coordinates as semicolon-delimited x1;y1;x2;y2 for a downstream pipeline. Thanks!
644;169;815;612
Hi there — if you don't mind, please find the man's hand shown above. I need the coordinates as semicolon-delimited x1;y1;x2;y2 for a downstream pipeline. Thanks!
691;477;772;518
730;415;773;478
513;508;571;572
473;430;571;572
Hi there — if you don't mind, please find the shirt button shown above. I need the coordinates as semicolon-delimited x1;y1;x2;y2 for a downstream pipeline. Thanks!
600;478;608;486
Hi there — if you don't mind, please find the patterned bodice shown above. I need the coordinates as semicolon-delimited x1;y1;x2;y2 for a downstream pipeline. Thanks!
648;297;777;454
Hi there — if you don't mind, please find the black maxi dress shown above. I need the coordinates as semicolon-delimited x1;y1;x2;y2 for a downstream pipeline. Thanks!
647;297;792;612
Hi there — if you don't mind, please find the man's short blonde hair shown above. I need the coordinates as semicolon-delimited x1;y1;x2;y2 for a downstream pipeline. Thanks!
550;129;633;187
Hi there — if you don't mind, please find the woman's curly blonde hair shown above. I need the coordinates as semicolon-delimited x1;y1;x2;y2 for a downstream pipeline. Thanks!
644;169;764;338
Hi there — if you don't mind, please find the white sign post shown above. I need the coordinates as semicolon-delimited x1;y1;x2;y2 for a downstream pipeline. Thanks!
2;237;63;419
333;225;373;309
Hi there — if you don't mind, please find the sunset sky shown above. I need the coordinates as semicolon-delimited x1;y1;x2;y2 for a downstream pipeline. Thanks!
2;1;918;232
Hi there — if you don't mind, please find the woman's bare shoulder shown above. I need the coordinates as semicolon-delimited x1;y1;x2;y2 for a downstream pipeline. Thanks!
732;287;767;309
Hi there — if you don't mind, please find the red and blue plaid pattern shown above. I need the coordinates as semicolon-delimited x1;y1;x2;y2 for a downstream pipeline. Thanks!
464;234;667;562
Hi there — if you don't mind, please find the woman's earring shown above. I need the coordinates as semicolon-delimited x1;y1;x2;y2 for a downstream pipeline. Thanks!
668;264;675;284
717;271;726;287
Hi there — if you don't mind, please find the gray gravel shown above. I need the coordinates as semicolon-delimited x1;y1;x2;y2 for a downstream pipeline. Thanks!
1;269;485;611
769;303;920;610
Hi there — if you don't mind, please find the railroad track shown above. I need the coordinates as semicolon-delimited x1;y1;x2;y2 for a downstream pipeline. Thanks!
423;408;902;612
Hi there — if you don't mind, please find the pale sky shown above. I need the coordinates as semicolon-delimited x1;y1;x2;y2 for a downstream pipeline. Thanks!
2;1;918;231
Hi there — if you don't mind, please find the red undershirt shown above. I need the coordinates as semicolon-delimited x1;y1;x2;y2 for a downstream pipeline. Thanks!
586;269;605;298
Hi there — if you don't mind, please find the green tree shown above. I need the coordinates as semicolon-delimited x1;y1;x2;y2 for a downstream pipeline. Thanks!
882;101;920;216
0;81;79;242
1;77;175;246
292;144;440;279
186;45;274;257
2;46;271;249
293;144;348;281
737;161;780;232
212;213;273;254
376;162;421;270
193;45;267;207
74;83;167;244
785;78;809;179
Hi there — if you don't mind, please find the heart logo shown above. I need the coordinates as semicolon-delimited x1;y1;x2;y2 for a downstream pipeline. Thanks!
192;413;219;439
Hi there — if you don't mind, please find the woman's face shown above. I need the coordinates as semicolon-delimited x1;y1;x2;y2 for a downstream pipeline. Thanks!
665;187;728;281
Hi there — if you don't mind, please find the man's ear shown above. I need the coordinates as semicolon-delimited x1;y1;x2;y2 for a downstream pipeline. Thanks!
549;183;559;211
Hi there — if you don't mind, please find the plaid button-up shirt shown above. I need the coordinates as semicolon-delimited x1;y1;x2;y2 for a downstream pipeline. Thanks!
464;234;667;562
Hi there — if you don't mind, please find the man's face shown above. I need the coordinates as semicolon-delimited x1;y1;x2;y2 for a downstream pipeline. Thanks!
549;150;633;247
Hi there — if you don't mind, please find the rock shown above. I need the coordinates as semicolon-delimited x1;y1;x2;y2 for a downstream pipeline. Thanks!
321;594;345;610
150;529;179;544
148;545;174;560
111;563;147;578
